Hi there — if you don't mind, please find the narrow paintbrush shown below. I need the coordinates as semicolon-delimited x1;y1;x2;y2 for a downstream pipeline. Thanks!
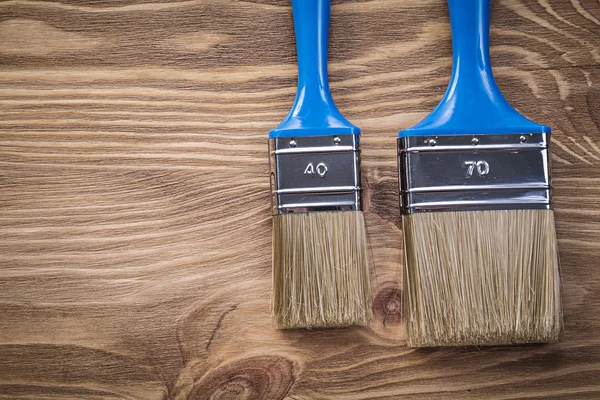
398;0;561;346
269;0;371;329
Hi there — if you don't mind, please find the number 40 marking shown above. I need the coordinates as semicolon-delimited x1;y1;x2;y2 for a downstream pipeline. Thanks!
304;162;328;177
464;160;490;177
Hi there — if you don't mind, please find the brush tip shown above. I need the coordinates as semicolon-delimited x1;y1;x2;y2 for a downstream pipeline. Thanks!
403;209;562;347
272;211;372;329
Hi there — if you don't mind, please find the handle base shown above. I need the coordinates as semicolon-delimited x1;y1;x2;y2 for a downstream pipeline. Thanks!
399;0;549;138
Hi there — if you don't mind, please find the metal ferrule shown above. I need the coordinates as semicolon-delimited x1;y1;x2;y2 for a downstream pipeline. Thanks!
398;133;552;214
269;134;361;214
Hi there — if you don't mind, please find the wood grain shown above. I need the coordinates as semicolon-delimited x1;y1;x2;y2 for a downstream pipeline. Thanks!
1;0;600;398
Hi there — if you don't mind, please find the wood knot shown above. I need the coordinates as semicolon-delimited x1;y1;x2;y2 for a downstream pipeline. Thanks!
187;356;295;400
373;286;403;326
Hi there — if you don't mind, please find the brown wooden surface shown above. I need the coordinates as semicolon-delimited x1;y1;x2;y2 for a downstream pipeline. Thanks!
1;0;600;398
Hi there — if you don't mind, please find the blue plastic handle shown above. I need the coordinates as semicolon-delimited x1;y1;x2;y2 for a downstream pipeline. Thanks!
270;0;359;138
399;0;550;137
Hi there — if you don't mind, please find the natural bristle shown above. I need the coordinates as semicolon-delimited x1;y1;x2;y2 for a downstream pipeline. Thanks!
272;211;372;329
403;209;562;347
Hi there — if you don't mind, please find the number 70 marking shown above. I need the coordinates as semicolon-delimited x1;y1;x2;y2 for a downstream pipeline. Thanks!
464;160;490;177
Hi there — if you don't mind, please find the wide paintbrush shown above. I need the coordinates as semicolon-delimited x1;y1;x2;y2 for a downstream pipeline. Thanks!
398;0;562;346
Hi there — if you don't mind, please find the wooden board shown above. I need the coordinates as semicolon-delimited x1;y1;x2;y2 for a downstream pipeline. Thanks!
1;0;600;398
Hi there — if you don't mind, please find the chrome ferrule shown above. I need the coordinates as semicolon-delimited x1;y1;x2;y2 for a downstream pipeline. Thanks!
398;133;552;214
269;134;361;214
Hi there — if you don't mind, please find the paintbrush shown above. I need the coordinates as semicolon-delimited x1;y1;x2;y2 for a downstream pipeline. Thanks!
269;0;371;329
398;0;562;346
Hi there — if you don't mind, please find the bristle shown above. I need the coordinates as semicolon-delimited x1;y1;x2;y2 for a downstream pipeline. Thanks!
272;211;372;329
403;209;562;347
